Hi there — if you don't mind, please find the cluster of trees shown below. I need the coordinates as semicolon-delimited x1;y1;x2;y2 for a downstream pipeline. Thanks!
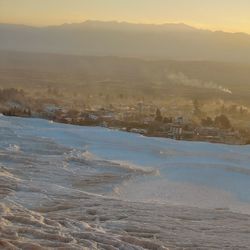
201;115;231;129
221;104;248;116
155;107;232;130
155;108;173;123
0;88;25;103
3;107;31;117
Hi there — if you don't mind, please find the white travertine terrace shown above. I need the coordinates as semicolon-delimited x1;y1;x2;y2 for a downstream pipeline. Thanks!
1;116;250;249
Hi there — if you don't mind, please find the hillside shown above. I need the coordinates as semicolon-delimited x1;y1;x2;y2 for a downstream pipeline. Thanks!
0;51;250;103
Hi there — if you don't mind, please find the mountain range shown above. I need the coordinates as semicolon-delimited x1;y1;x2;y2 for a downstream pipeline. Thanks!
1;20;250;63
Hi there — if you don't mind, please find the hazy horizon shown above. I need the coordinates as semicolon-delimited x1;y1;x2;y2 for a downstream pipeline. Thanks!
1;19;250;36
1;0;250;34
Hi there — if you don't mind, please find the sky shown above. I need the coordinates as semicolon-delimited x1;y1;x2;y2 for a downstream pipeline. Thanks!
1;0;250;34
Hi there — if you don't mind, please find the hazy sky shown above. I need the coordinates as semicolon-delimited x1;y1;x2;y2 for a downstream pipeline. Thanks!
1;0;250;33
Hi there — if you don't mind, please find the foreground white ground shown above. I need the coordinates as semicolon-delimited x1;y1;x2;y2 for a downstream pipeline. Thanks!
1;116;250;249
2;164;250;250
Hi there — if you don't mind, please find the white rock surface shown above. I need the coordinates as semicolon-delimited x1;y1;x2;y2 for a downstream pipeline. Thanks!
1;116;250;249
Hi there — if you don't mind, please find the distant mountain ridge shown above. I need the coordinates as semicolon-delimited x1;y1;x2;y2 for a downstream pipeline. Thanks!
0;21;199;31
56;20;198;32
0;20;250;63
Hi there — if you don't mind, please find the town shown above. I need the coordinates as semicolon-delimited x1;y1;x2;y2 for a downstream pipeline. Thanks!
1;88;248;145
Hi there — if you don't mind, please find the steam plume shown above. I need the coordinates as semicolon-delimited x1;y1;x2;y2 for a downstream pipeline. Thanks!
168;72;232;94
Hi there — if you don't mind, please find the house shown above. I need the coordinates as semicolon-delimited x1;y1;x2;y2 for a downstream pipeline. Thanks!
87;114;98;121
195;127;220;137
195;127;221;142
169;124;183;140
175;116;184;124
